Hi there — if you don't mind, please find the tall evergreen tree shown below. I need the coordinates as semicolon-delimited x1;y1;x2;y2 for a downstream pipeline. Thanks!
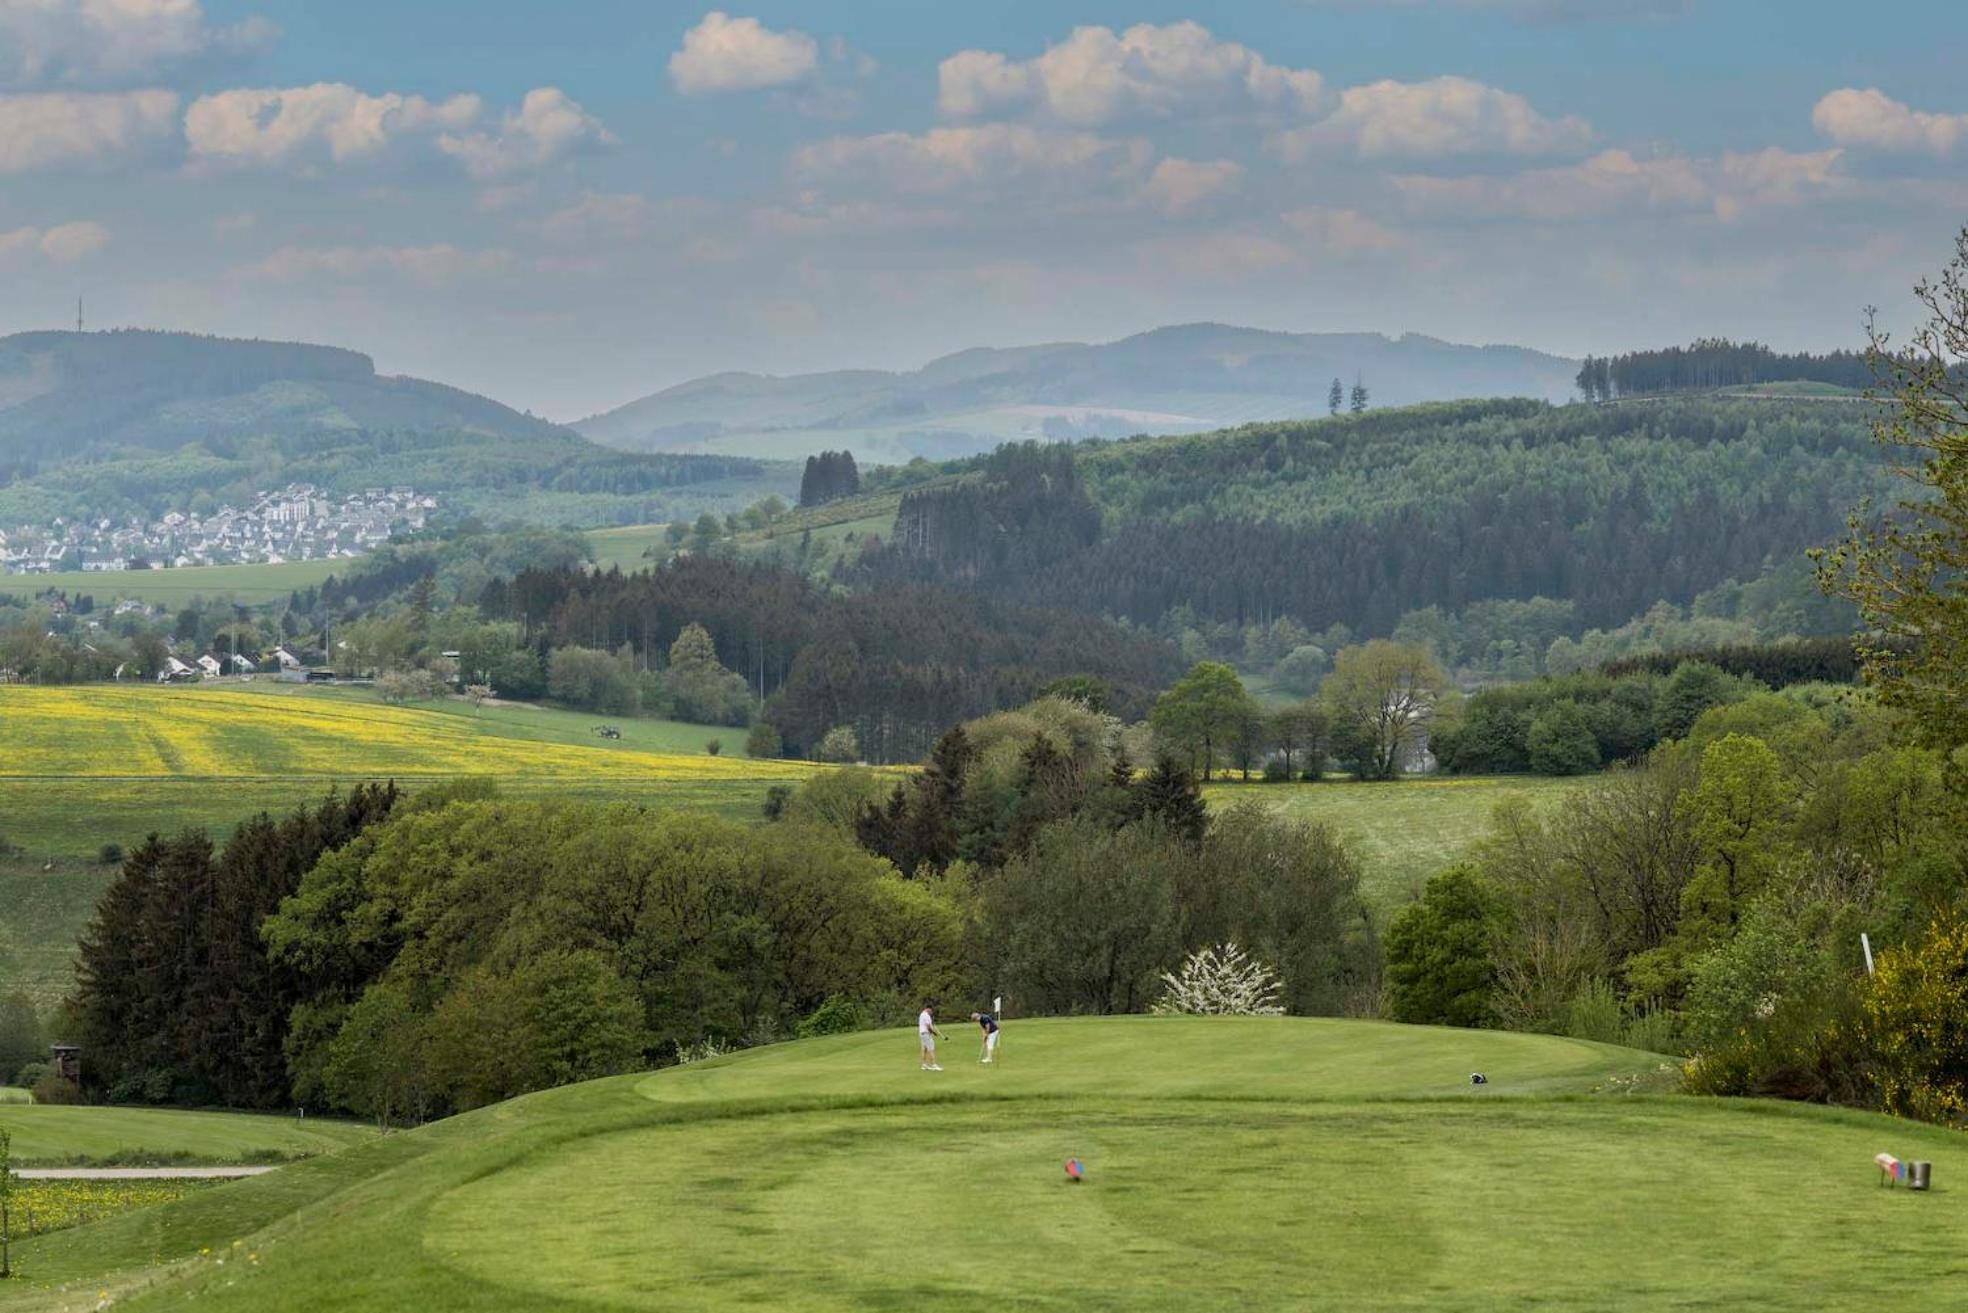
1350;375;1370;414
1328;376;1344;416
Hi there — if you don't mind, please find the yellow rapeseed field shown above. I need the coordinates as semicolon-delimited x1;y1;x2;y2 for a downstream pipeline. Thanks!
0;686;818;784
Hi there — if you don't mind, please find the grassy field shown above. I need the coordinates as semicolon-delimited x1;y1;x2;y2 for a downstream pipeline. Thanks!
0;1104;376;1166
0;681;831;1002
1205;775;1594;910
0;558;342;606
1;1016;1959;1311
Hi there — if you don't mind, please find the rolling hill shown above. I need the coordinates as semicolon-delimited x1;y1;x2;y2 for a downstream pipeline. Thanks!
2;1017;1956;1311
0;330;785;528
575;323;1582;463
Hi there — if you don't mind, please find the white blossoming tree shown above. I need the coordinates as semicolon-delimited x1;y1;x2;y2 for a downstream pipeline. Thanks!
1152;942;1286;1016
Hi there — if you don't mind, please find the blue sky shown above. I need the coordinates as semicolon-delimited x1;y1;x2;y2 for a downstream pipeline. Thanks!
3;0;1965;418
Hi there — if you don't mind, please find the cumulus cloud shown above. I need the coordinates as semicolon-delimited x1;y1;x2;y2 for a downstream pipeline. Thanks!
669;11;818;94
1393;146;1841;222
238;243;514;287
436;87;611;179
0;218;111;263
0;0;276;88
793;123;1144;195
0;88;177;171
1139;157;1244;214
184;83;605;176
938;21;1323;126
1275;76;1592;159
1812;88;1967;156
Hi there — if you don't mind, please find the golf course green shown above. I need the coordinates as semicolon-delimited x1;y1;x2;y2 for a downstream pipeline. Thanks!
2;1018;1959;1311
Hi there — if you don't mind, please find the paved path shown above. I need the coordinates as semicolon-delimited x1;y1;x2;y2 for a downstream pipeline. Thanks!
16;1166;278;1180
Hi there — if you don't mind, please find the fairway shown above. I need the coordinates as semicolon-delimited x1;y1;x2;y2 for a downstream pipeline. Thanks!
0;1104;375;1166
0;1017;1956;1313
1208;776;1594;908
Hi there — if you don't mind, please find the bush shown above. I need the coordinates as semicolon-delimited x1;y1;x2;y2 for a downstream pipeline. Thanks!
761;784;793;820
705;739;722;757
376;669;445;704
98;842;124;866
1152;942;1285;1016
30;1073;82;1105
746;721;783;759
796;995;868;1038
10;1061;50;1089
1262;759;1291;783
1860;912;1968;1123
816;725;861;763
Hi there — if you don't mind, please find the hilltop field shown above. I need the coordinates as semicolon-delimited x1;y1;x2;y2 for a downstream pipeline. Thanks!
0;1016;1957;1311
0;681;827;1004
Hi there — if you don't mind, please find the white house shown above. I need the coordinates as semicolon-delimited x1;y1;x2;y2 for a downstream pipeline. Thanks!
159;657;195;681
196;654;222;677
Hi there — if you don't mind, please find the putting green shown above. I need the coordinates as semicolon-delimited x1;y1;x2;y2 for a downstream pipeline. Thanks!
429;1100;1960;1311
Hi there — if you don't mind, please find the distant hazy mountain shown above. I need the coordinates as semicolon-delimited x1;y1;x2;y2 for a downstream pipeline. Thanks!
0;329;566;464
576;324;1581;464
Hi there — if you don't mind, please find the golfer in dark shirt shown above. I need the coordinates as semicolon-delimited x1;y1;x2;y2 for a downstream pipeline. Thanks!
971;1011;999;1064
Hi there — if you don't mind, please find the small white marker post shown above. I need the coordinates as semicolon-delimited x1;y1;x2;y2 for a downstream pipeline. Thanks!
1861;933;1875;976
994;996;1003;1061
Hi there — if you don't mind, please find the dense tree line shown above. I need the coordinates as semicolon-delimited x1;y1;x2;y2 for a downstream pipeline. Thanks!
885;442;1101;584
69;785;399;1107
1576;339;1872;399
798;450;860;507
847;398;1886;640
484;555;1178;762
1598;637;1887;686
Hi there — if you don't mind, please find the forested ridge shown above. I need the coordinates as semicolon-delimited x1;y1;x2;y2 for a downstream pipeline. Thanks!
854;396;1889;637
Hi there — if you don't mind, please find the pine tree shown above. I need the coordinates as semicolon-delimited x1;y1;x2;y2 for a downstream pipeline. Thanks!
1136;756;1208;844
1328;377;1344;416
1350;375;1369;414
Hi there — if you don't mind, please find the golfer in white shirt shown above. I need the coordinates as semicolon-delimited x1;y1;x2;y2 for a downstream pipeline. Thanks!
919;1003;943;1071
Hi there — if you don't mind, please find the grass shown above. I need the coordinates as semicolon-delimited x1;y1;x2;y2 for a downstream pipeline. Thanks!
1205;775;1595;910
0;1087;30;1105
0;680;832;1001
8;1180;216;1238
0;1016;1958;1312
0;558;342;607
0;1104;376;1167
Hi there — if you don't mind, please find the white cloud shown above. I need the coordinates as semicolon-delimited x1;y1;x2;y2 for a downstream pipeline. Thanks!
939;21;1323;126
1139;157;1244;214
184;83;604;177
1812;88;1967;156
184;83;479;166
538;192;719;245
1281;206;1404;254
0;88;177;171
238;243;514;287
1276;76;1592;159
436;87;610;179
0;218;110;263
0;0;275;88
1308;0;1689;17
669;11;818;94
793;123;1143;195
1393;145;1841;222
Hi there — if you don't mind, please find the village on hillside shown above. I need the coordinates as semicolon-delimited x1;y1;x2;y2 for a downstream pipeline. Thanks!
0;484;435;575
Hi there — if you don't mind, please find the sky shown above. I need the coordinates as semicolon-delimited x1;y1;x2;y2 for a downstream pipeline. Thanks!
2;0;1965;420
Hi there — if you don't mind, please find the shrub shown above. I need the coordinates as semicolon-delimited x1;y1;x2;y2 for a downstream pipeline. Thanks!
705;739;722;757
30;1074;81;1105
746;721;783;759
1860;912;1968;1123
546;646;640;716
1152;942;1286;1016
761;784;793;821
816;725;861;763
10;1062;50;1089
1262;759;1291;783
97;843;124;866
796;996;868;1038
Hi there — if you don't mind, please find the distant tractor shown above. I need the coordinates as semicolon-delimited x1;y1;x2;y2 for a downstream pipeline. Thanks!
595;725;622;740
